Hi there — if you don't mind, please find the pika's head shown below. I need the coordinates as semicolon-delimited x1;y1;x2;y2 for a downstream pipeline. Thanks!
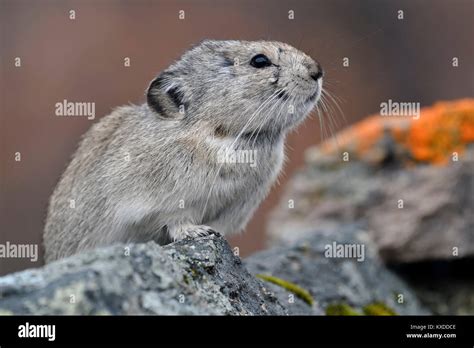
146;40;323;138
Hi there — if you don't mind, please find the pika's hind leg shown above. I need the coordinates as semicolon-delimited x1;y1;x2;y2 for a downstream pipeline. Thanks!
167;223;217;242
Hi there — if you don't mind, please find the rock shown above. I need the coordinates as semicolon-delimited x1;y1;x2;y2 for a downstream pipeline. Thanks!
390;258;474;315
268;99;474;263
246;225;429;315
0;228;429;316
0;234;287;315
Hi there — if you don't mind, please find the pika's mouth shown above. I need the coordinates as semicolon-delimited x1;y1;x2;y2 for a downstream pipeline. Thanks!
306;89;319;103
275;86;320;106
277;89;319;103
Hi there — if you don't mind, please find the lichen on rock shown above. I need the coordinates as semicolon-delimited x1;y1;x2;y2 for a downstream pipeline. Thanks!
0;235;287;315
246;226;429;315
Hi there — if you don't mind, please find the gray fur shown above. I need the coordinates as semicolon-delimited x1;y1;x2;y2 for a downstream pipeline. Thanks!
43;40;323;262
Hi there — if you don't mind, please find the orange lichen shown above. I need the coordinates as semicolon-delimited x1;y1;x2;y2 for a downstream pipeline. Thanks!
407;100;474;164
321;99;474;166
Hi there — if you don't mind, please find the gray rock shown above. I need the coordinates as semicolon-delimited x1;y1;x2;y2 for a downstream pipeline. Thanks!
0;234;287;315
390;259;474;315
246;225;430;315
268;147;474;263
411;280;474;315
0;227;430;316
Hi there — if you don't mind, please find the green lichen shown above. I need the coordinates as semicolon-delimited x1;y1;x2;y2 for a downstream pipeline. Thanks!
182;274;190;285
363;302;397;316
189;267;199;279
255;274;314;306
325;301;397;316
325;303;361;316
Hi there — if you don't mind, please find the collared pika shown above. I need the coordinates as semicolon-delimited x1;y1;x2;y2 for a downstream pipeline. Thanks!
43;40;323;262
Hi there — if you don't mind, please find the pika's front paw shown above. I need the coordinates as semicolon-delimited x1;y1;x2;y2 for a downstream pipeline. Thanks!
169;224;216;242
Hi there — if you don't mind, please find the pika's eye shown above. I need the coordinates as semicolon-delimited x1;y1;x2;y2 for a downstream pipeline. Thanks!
250;54;272;68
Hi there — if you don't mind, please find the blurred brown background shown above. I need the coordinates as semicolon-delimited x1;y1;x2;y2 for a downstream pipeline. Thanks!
1;0;473;275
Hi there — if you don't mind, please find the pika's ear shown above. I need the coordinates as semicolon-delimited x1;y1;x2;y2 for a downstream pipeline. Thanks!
146;72;186;119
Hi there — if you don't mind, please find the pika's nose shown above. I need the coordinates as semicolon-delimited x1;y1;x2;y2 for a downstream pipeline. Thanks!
310;63;324;81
